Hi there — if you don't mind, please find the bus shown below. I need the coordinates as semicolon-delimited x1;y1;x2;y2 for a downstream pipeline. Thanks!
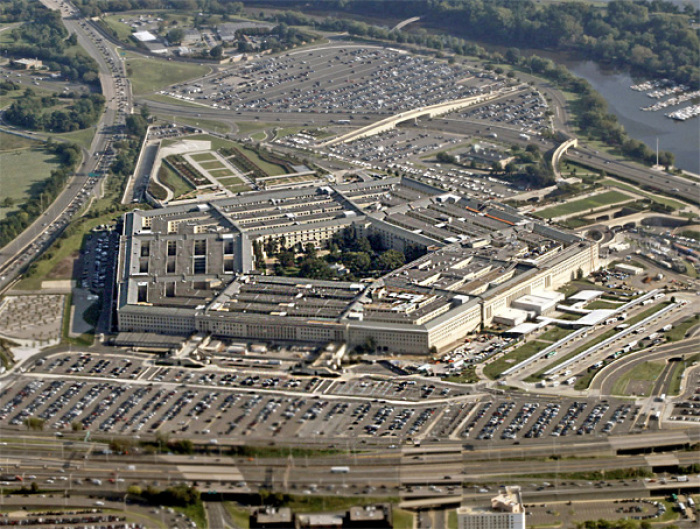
330;466;350;474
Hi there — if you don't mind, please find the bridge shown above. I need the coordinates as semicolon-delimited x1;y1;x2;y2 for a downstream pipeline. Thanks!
319;90;516;148
392;16;421;31
552;137;578;181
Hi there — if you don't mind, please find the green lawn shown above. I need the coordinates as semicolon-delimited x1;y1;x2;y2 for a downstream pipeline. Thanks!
394;508;415;529
536;190;632;219
217;175;243;183
539;326;574;342
223;503;249;529
48;127;97;150
101;15;134;41
484;341;549;380
126;56;210;94
668;353;700;396
158;164;195;199
0;143;59;220
210;169;236;178
285;495;399;513
601;178;688;210
611;360;665;396
585;300;619;310
199;160;226;170
664;314;700;342
234;121;278;136
189;152;217;162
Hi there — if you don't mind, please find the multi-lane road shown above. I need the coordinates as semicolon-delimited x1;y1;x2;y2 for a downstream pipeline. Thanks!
0;0;131;292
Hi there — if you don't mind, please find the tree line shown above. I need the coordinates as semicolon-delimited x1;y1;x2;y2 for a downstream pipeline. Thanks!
73;0;243;17
4;89;105;133
270;0;698;88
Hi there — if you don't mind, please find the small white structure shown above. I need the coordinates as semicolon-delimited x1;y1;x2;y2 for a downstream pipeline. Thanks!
133;30;158;42
511;291;564;316
494;307;528;327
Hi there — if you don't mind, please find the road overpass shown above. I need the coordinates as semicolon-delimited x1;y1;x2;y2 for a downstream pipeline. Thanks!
319;89;516;147
552;138;578;181
393;17;421;31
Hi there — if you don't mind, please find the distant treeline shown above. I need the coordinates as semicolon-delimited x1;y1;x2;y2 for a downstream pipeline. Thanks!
5;89;105;133
261;0;699;88
71;0;243;16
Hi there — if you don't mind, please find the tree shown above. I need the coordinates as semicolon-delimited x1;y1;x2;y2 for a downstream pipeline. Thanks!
378;249;405;271
167;28;185;45
210;45;223;58
1;197;14;208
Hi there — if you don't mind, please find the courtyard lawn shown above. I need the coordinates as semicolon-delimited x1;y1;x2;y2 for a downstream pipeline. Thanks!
158;164;195;199
189;152;217;162
209;169;235;178
126;56;210;95
536;190;632;219
199;160;226;170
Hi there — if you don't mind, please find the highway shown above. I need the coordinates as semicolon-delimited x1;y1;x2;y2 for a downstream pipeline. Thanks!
0;0;130;291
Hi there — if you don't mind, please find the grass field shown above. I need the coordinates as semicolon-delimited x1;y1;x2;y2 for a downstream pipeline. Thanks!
484;341;549;380
48;127;96;150
199;160;226;170
0;142;59;220
189;152;216;162
586;300;619;310
668;353;700;395
158;164;195;199
126;56;210;95
536;190;632;219
611;361;665;396
209;169;235;178
101;15;134;41
539;326;574;343
223;504;249;529
234;121;278;136
601;178;687;210
664;314;700;342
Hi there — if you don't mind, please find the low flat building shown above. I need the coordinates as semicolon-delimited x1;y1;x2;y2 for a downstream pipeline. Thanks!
614;263;643;275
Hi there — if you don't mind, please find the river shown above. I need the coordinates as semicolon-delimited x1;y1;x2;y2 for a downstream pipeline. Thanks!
562;60;699;174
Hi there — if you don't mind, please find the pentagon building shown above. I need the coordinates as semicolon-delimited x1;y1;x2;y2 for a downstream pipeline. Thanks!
116;177;598;354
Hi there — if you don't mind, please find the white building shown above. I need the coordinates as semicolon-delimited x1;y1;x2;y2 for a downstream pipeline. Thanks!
458;487;526;529
133;30;158;42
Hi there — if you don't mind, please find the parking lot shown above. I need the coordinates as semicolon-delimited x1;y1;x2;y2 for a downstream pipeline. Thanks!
165;45;503;116
452;90;550;134
0;352;642;446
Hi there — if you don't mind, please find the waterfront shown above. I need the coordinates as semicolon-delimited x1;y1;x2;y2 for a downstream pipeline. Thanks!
565;60;699;174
